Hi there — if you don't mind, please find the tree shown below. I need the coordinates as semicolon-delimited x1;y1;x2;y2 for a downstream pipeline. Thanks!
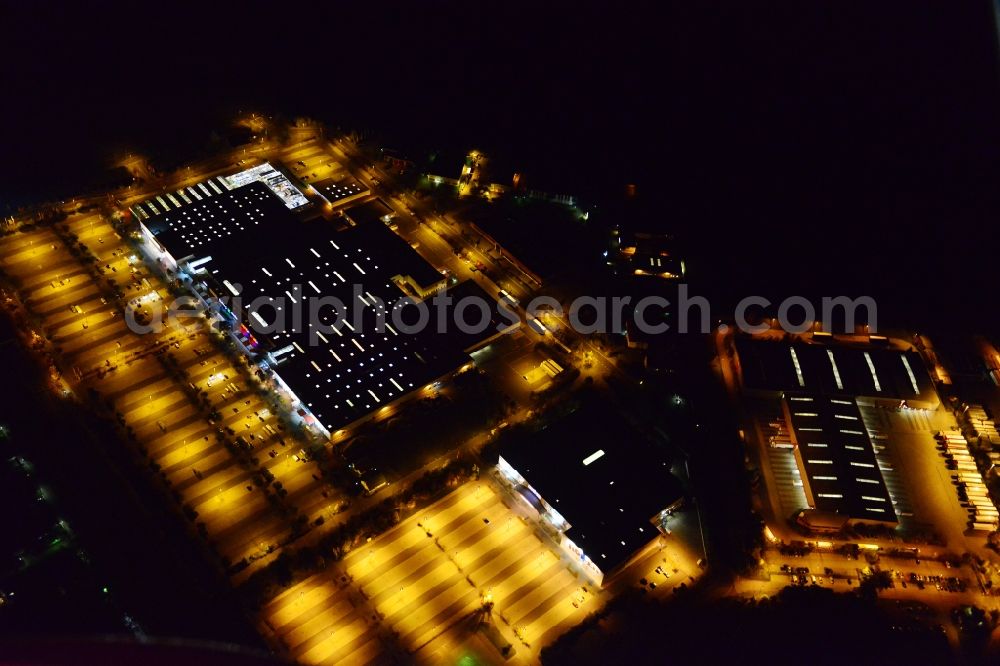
859;569;894;600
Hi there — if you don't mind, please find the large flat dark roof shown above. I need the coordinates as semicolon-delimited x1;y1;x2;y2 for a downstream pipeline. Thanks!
345;212;446;290
436;279;518;351
143;178;501;432
343;199;392;227
736;338;934;403
499;401;683;573
786;394;896;522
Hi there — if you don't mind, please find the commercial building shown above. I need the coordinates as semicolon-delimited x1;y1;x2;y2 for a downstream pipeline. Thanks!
495;406;684;586
735;336;937;527
784;393;897;526
736;337;937;409
134;165;511;438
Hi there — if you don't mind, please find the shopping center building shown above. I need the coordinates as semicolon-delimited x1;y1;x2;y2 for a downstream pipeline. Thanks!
132;163;513;438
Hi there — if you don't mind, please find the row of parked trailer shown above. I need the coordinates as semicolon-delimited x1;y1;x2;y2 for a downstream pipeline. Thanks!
959;404;1000;469
762;402;795;449
964;405;1000;445
936;431;998;532
767;418;794;449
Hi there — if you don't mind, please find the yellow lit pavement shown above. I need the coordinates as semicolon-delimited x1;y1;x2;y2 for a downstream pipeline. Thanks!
0;147;651;664
401;482;589;651
263;481;591;664
0;215;337;568
262;574;388;665
40;210;338;570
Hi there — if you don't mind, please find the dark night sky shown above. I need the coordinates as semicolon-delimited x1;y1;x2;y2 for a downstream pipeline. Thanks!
2;1;999;332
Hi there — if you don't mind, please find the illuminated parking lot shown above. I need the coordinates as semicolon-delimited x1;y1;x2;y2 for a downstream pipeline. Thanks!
263;481;590;663
0;213;342;572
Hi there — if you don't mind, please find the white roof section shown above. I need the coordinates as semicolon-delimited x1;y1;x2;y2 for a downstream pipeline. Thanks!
221;162;309;209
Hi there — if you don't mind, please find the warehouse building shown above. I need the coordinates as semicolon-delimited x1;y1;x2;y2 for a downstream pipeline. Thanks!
734;336;938;527
736;337;937;409
784;393;897;527
496;406;684;586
